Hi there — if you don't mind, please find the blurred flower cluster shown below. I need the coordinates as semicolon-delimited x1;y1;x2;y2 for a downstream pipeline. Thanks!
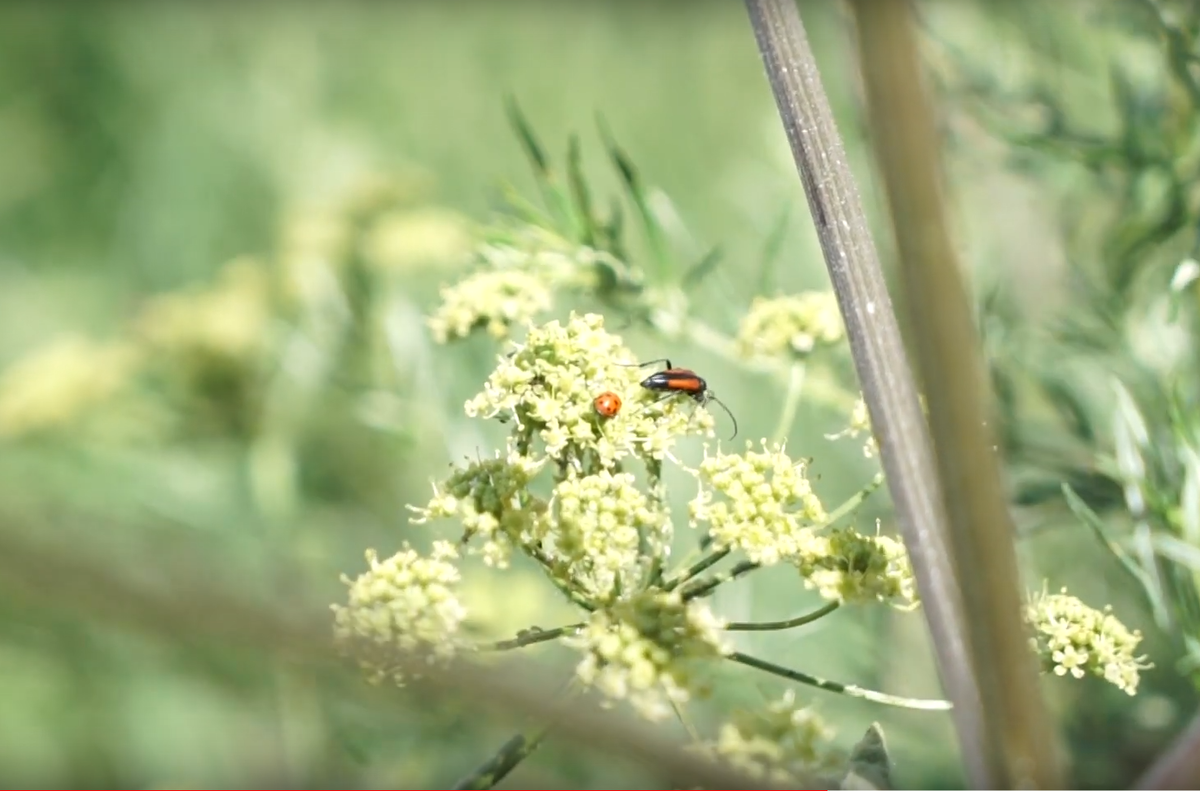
695;690;845;785
337;310;911;744
332;541;467;685
1026;587;1151;696
428;225;634;344
736;292;844;361
330;110;1156;787
0;173;475;452
827;394;878;458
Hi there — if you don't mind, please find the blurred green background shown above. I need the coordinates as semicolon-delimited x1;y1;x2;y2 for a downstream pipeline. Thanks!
1;1;1197;788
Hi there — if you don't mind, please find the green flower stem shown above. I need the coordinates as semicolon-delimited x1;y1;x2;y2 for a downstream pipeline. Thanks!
670;698;703;744
1131;0;1200;108
728;651;952;711
771;362;807;444
663;547;731;592
527;546;596;611
478;624;583;651
453;674;582;789
681;559;759;600
453;731;548;790
725;600;839;631
820;472;886;528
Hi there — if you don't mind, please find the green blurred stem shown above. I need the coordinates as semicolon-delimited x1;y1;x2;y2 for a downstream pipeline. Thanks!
453;675;582;789
1132;0;1200;107
663;547;731;592
725;601;839;631
669;698;703;744
681;560;759;600
825;472;886;526
729;651;951;710
527;546;596;611
771;362;807;444
453;728;551;790
478;624;582;651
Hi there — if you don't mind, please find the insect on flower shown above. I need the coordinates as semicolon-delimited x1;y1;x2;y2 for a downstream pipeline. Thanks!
593;390;623;418
620;358;739;440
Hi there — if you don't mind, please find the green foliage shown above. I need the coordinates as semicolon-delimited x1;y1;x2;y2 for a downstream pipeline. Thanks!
0;2;1188;787
935;0;1200;690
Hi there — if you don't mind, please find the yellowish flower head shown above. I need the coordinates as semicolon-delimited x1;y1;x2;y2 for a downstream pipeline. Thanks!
571;589;730;721
363;207;474;273
794;524;918;609
699;690;845;784
427;225;638;345
137;256;273;364
549;469;672;603
689;441;827;566
737;292;845;361
428;269;554;343
1026;587;1151;695
827;394;877;458
332;541;467;686
408;448;547;568
464;312;713;469
0;336;142;438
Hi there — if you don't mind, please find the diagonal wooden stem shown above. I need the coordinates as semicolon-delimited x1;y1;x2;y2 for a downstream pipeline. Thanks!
847;0;1063;786
741;0;989;785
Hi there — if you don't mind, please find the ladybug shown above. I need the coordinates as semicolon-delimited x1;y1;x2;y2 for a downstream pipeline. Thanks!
593;390;623;419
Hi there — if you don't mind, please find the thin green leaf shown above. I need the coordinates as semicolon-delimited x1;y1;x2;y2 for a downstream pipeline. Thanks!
566;134;598;247
506;96;549;174
1167;379;1200;449
504;97;575;232
597;113;671;280
681;245;723;292
1132;517;1174;629
600;195;628;261
493;180;555;229
757;202;792;296
1039;375;1096;443
728;652;951;710
1061;483;1159;598
1152;532;1200;570
1182;446;1200;546
1111;379;1150;516
454;733;543;790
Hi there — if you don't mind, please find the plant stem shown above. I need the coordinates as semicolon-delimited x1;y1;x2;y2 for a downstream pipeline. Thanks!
454;674;582;789
527;546;595;611
1132;0;1200;108
669;698;703;744
743;0;988;783
728;651;951;711
681;560;759;601
771;362;806;444
453;731;548;790
821;472;885;528
725;600;839;631
477;624;582;651
848;1;1062;785
663;547;731;592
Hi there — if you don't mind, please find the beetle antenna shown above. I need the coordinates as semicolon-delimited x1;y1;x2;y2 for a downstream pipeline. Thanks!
615;358;672;370
706;393;739;441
